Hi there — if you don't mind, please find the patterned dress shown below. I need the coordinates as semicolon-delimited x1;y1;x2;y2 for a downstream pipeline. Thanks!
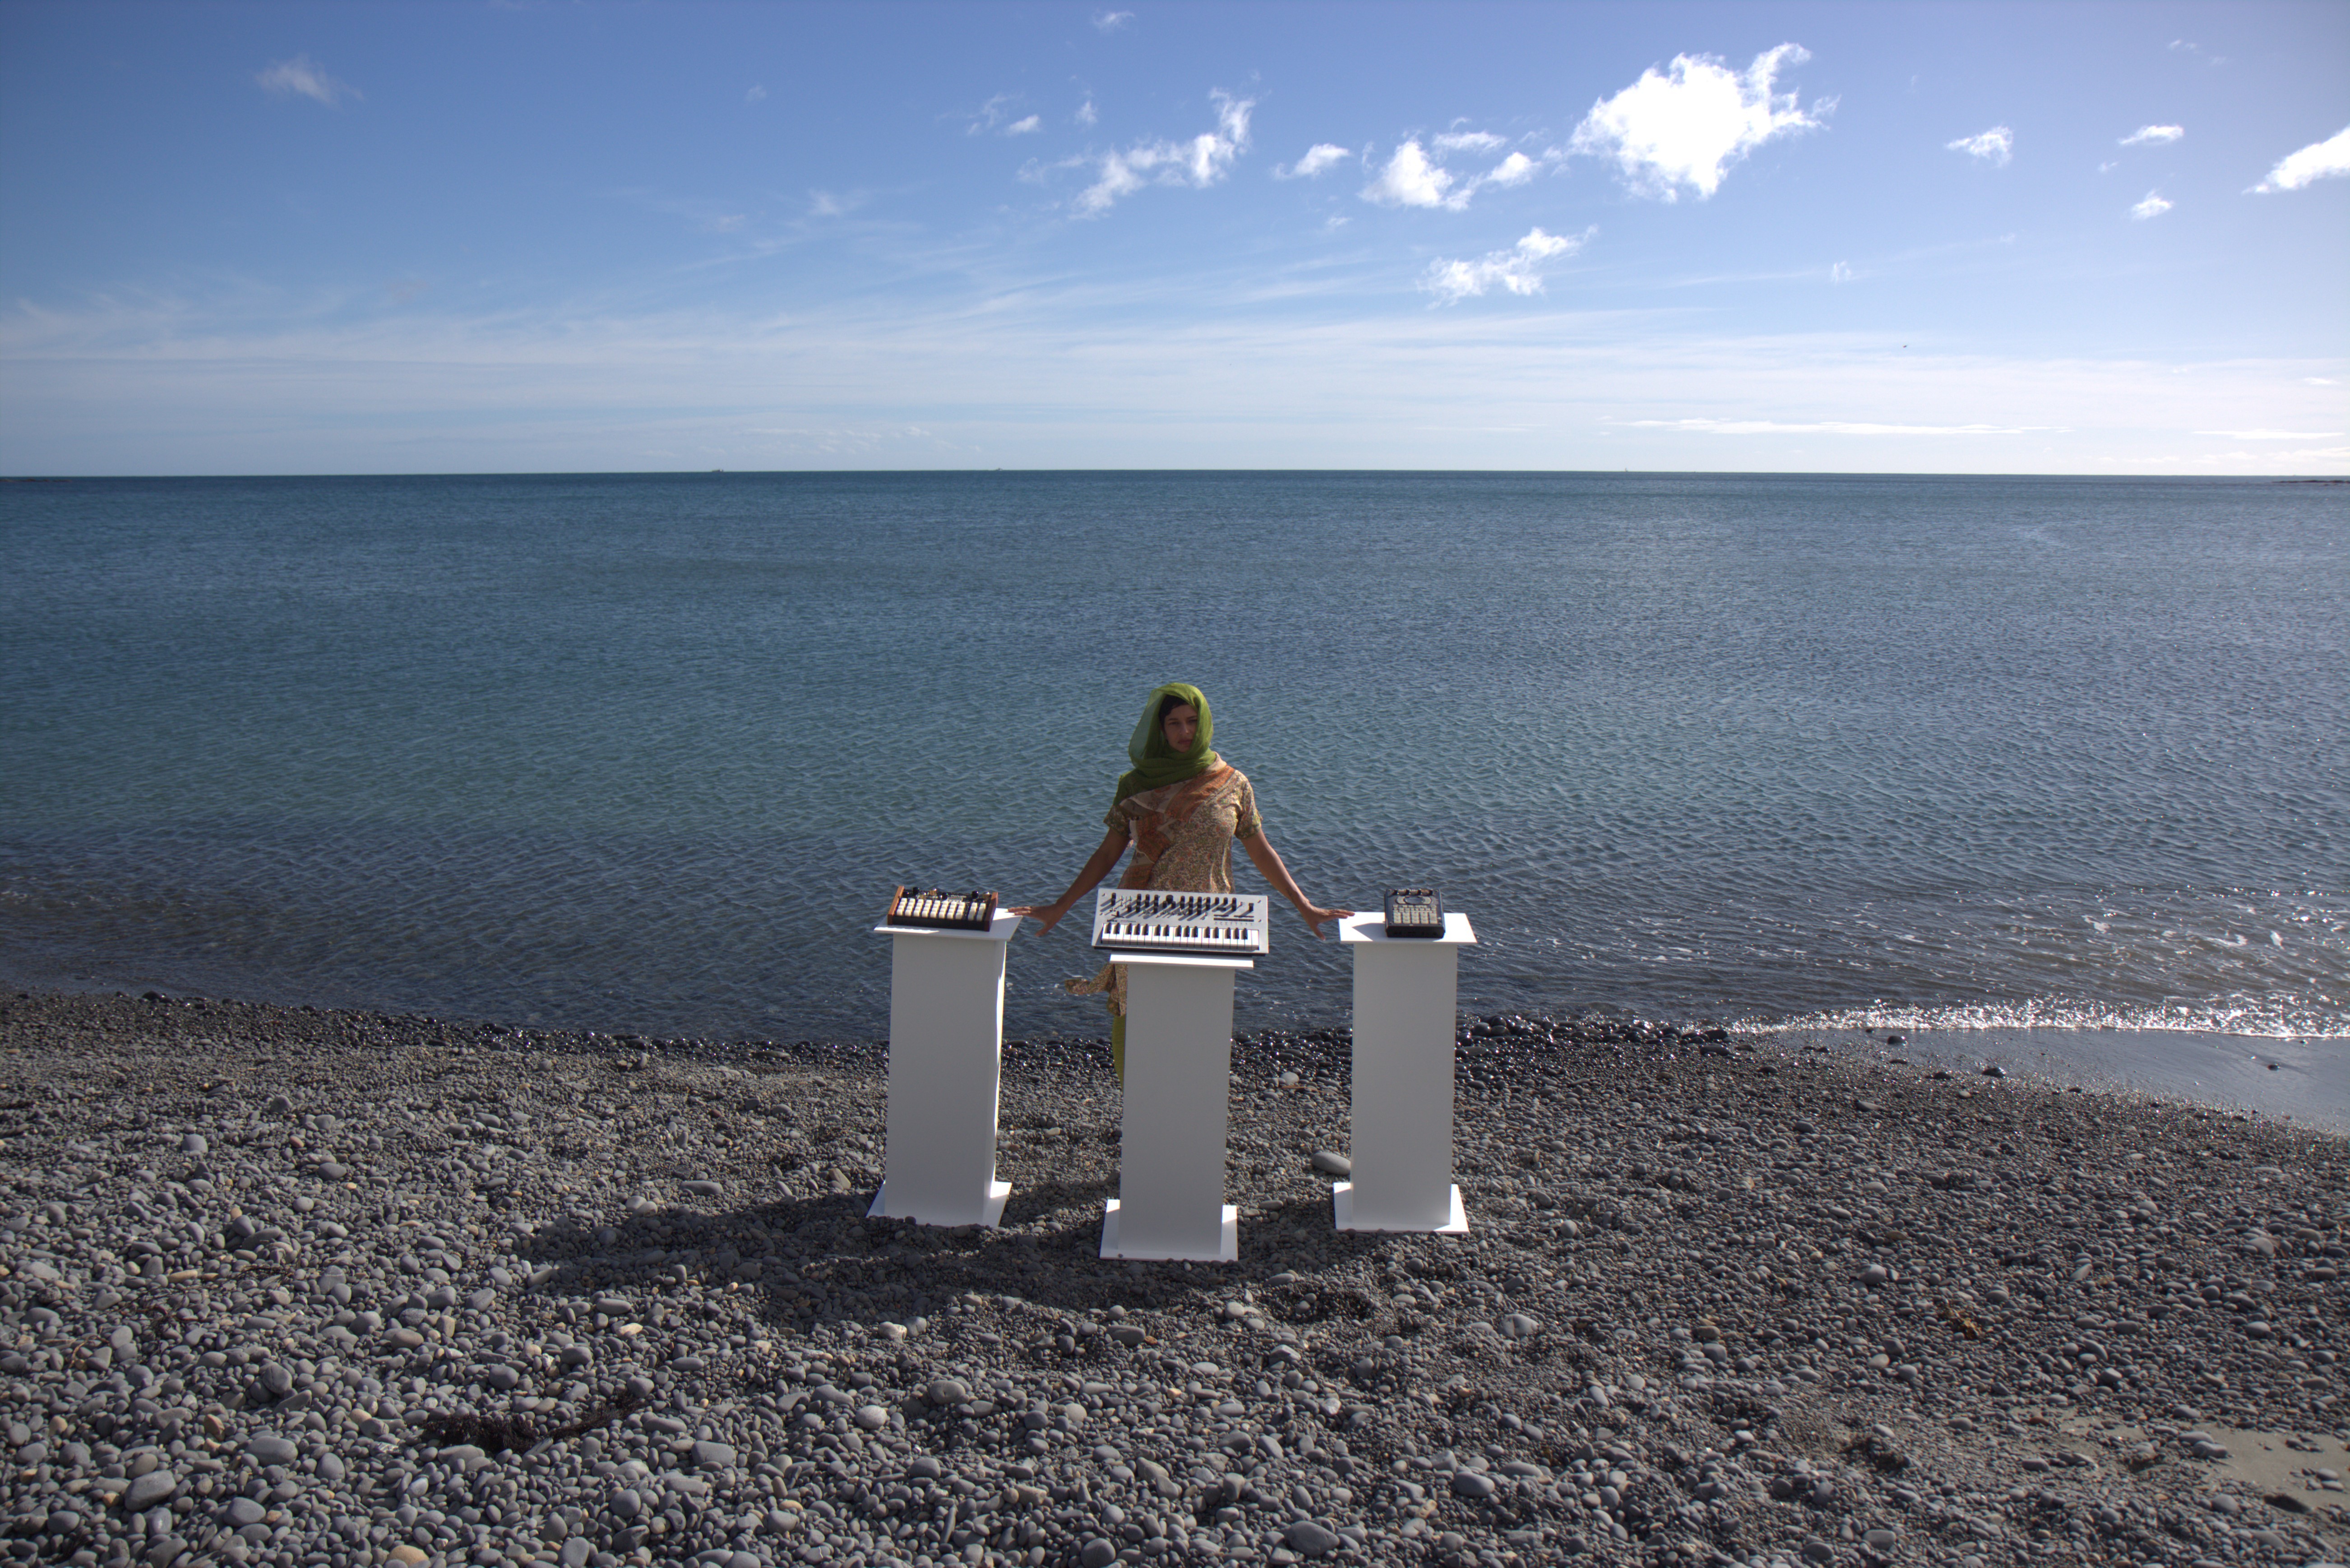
1065;762;1261;1018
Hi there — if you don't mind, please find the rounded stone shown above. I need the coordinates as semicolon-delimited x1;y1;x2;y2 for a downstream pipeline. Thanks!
926;1378;971;1406
124;1469;177;1509
1451;1469;1497;1499
854;1405;890;1431
1285;1519;1342;1557
245;1435;299;1467
1080;1539;1118;1568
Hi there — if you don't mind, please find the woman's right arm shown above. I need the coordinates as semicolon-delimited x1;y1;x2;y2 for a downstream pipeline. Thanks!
1010;827;1129;938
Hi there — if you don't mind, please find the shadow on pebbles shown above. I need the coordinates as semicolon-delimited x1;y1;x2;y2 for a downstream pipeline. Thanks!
0;989;2344;1568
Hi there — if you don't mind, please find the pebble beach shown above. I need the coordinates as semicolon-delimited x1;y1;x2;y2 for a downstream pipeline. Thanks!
1;989;2343;1568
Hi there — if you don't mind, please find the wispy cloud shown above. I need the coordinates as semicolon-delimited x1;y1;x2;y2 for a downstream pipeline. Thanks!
1073;90;1252;215
967;94;1039;137
2252;125;2350;193
256;55;358;107
1075;97;1098;127
1947;126;2013;166
2193;428;2343;439
1362;140;1544;210
2120;124;2183;146
745;84;766;105
1830;261;1854;284
1092;9;1133;32
1627;418;2065;435
1432;130;1506;154
1423;226;1590;304
6;281;2336;475
1568;43;1828;200
2130;189;2173;220
1277;143;1353;180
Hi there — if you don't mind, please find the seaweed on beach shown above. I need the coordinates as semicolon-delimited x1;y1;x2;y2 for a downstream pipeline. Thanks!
416;1390;648;1454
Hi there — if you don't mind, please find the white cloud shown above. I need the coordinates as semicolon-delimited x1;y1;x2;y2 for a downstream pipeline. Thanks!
745;84;766;104
1360;141;1546;210
1075;97;1098;127
2252;125;2350;193
1628;418;2065;435
256;55;358;107
2194;428;2343;439
1483;151;1538;187
1092;9;1133;31
1567;43;1827;200
2120;124;2183;146
1947;126;2013;166
1365;140;1462;208
1074;91;1252;215
2306;377;2341;386
1830;261;1854;284
2130;189;2173;220
967;94;1051;137
1423;226;1589;304
1277;143;1354;180
1432;130;1506;154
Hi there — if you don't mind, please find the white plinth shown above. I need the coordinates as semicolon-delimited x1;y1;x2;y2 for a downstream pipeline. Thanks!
1100;951;1252;1262
867;910;1021;1227
1336;910;1477;1233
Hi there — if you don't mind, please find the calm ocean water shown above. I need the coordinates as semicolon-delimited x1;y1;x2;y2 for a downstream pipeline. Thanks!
3;473;2344;1077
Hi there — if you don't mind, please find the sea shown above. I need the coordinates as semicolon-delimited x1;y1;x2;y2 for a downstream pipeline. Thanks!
3;473;2344;1125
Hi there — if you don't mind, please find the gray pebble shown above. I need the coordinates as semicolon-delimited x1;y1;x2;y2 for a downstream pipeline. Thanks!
1451;1469;1496;1499
245;1434;298;1467
1286;1518;1342;1556
1309;1149;1351;1176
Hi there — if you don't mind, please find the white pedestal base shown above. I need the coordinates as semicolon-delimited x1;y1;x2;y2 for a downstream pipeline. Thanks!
1337;909;1478;1236
868;911;1021;1228
1101;1197;1239;1262
870;1179;1009;1229
1097;951;1251;1263
1332;1180;1467;1234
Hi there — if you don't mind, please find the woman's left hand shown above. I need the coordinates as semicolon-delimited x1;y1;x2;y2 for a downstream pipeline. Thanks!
1297;904;1354;940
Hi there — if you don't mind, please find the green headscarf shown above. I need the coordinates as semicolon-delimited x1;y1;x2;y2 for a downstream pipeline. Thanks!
1113;682;1220;803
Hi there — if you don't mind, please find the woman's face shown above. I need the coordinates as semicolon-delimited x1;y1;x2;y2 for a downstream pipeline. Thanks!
1161;703;1200;753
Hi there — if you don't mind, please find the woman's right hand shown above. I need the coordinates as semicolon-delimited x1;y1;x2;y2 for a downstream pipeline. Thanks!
1009;901;1066;937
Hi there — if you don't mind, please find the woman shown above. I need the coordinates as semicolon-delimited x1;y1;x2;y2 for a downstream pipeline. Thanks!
1015;683;1351;1079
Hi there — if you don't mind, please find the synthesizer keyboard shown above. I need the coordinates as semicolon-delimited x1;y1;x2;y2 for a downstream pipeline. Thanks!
884;886;999;932
1383;888;1445;938
1091;888;1270;956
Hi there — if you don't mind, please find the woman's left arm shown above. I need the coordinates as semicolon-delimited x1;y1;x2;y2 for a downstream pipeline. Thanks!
1240;828;1353;939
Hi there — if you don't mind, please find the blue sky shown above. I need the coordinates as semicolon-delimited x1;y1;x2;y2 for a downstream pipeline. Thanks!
2;0;2345;474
